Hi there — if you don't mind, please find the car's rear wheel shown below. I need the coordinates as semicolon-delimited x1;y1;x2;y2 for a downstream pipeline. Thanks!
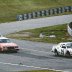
54;49;59;56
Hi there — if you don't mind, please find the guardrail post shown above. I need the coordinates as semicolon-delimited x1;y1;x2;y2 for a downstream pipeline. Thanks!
52;9;55;14
37;11;41;17
34;12;37;17
64;6;70;12
28;13;33;19
71;6;72;11
49;9;53;15
40;10;46;16
23;14;28;20
45;10;49;16
61;7;65;13
16;15;23;21
58;7;63;13
53;8;58;14
32;12;36;18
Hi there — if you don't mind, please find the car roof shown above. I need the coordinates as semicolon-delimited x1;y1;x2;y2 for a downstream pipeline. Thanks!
59;42;72;45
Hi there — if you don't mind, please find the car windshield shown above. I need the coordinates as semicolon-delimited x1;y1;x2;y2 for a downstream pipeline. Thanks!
0;39;11;43
67;43;72;48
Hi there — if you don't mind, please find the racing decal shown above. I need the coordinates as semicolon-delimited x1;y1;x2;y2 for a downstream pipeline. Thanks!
61;49;64;55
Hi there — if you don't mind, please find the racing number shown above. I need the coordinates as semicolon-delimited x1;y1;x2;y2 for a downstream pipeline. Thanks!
61;45;66;55
61;49;64;55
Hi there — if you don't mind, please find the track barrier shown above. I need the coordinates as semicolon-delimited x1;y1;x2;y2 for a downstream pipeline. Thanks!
16;6;72;21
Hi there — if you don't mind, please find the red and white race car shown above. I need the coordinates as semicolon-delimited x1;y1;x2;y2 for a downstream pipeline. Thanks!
51;42;72;56
0;36;19;52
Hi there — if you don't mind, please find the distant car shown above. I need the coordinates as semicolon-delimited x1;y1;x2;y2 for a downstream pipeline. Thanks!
0;36;19;52
51;42;72;56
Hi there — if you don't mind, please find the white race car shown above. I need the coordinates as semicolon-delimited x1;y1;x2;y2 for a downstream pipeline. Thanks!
51;42;72;56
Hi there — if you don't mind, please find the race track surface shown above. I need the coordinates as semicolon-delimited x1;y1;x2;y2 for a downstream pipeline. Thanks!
0;15;72;72
0;14;72;35
0;39;72;72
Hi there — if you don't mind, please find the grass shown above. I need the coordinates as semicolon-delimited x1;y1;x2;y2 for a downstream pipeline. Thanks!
7;24;72;44
0;0;72;23
18;70;61;72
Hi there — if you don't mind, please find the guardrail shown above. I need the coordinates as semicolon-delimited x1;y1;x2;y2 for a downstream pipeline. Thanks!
67;22;72;36
16;6;72;21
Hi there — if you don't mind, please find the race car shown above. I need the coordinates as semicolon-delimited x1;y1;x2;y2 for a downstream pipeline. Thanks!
51;42;72;56
0;36;19;52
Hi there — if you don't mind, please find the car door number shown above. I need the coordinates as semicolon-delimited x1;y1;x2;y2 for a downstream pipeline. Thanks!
61;49;64;55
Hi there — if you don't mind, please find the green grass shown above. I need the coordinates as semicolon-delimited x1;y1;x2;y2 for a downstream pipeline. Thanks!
7;24;72;44
18;70;61;72
0;0;72;23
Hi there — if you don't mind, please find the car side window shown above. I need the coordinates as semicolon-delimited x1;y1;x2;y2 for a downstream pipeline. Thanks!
62;45;66;49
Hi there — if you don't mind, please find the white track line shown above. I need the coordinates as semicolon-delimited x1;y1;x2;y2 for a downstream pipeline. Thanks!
20;48;50;54
0;62;62;72
0;62;48;69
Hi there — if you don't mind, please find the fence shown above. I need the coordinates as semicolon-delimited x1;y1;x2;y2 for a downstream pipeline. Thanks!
67;22;72;36
16;6;72;21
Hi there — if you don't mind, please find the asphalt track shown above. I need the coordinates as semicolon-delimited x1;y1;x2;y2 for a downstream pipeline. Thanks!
0;14;72;35
0;14;72;72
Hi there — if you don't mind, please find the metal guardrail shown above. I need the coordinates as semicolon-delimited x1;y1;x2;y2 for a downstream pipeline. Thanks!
67;22;72;36
16;6;72;21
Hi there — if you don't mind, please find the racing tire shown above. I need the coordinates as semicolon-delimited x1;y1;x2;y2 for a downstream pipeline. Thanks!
65;51;70;57
54;49;59;56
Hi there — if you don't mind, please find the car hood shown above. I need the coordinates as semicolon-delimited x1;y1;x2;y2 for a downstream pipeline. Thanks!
0;43;17;47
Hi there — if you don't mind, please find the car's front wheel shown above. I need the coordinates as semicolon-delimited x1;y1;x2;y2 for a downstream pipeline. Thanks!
65;51;70;57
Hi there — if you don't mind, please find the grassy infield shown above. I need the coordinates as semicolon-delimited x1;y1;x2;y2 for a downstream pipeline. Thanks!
0;0;72;23
1;0;72;72
7;24;72;44
19;70;61;72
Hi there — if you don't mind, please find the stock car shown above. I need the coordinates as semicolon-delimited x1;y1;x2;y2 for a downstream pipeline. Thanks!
51;42;72;56
0;36;19;52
